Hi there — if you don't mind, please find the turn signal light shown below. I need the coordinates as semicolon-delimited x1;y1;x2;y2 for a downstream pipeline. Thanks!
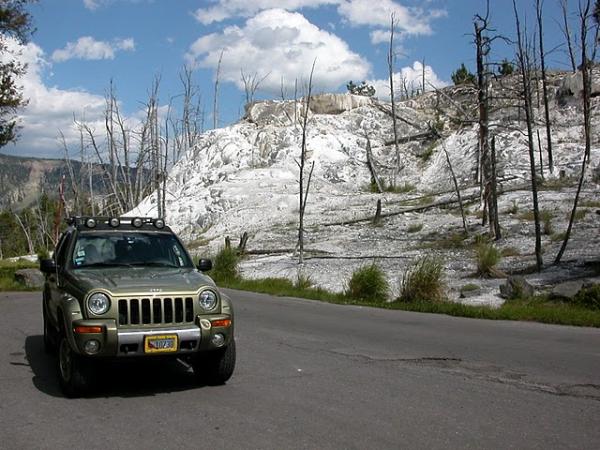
210;319;232;328
74;326;103;334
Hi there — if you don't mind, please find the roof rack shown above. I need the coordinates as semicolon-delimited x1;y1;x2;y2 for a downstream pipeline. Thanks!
66;216;167;230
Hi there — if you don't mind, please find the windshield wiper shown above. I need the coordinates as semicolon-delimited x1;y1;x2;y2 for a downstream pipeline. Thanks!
79;262;133;268
128;261;180;268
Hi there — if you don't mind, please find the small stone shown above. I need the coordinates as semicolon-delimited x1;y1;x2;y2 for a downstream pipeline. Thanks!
551;280;585;300
460;284;481;298
499;275;534;299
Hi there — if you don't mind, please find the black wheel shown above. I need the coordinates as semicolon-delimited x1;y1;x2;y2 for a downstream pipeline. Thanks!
42;303;56;354
57;335;95;398
193;339;236;386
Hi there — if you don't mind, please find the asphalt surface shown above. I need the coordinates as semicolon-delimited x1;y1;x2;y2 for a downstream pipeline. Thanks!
1;289;599;450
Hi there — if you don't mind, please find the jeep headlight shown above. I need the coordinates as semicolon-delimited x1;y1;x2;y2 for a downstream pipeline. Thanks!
199;290;217;311
87;292;110;315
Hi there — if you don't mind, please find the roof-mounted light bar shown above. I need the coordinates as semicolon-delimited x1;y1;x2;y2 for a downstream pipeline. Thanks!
67;216;167;229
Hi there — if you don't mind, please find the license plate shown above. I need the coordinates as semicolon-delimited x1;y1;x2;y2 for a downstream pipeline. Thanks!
144;335;178;353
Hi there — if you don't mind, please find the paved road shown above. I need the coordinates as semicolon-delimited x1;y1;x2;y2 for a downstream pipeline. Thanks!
1;290;599;450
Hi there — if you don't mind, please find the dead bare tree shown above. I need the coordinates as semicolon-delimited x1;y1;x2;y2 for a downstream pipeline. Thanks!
513;0;543;271
536;0;554;174
297;60;316;265
387;13;401;186
474;6;501;239
555;0;598;263
240;69;270;106
13;212;34;255
559;0;578;72
213;49;224;130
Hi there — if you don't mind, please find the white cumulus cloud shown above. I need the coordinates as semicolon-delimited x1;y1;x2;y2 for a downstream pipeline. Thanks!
193;0;340;25
337;0;446;35
83;0;100;10
368;61;448;100
187;8;370;94
51;36;135;62
193;0;446;36
0;39;107;157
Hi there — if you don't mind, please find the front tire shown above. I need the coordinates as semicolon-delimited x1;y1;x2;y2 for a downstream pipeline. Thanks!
193;339;236;386
58;335;95;397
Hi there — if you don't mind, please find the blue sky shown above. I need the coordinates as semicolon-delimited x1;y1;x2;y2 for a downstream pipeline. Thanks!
0;0;581;159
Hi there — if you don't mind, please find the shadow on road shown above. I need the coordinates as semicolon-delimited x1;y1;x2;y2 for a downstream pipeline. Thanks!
25;335;209;398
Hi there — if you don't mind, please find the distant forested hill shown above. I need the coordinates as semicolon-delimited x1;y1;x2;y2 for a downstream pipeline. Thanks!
0;153;128;211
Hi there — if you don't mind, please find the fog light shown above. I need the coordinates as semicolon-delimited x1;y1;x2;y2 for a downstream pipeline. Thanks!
84;339;100;354
211;333;225;347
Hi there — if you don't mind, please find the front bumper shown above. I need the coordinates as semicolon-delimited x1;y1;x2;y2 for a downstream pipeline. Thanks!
70;315;233;357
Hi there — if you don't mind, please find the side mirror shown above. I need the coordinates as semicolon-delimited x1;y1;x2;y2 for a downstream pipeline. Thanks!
197;259;213;272
40;258;57;274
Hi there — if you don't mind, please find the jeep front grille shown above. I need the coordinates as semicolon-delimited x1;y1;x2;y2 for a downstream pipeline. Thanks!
118;297;195;326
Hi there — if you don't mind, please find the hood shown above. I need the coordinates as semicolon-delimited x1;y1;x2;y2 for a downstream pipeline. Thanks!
70;267;215;296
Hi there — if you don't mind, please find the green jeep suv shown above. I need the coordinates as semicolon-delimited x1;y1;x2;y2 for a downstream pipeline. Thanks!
40;216;235;397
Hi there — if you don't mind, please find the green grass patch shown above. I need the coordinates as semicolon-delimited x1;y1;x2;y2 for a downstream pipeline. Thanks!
539;177;572;190
572;208;589;221
0;259;39;292
475;243;501;277
219;274;600;327
518;210;535;221
398;256;445;303
220;277;345;303
424;231;468;249
417;141;437;162
346;263;389;302
407;223;424;233
417;194;434;205
390;297;600;327
540;210;553;235
500;246;521;257
506;200;519;215
208;247;240;283
580;199;600;208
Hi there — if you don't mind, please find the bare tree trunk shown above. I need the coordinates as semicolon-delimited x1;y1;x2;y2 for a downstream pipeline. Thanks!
213;49;224;130
14;213;34;255
555;0;596;263
441;140;468;234
514;0;543;271
422;58;426;94
388;13;401;186
536;0;554;173
298;60;316;265
560;0;578;72
536;129;545;179
365;133;383;193
490;135;501;239
474;11;499;238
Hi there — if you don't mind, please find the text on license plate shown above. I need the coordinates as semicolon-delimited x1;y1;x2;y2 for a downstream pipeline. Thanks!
144;335;178;353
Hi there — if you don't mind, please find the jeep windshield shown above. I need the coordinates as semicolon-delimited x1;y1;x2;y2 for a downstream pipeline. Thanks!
71;232;193;269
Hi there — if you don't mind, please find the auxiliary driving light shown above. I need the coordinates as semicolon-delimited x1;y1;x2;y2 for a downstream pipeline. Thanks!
85;218;96;228
109;217;120;227
132;217;143;228
154;218;165;229
84;339;101;355
211;333;225;347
